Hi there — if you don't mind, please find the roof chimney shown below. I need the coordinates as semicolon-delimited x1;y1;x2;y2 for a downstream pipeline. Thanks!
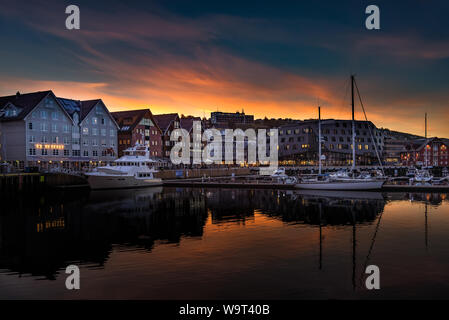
16;91;20;97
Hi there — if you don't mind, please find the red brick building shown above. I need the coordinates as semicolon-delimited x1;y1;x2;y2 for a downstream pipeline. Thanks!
112;109;162;158
153;113;180;158
400;137;449;167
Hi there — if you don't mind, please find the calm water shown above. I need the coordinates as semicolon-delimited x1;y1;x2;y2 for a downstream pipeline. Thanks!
1;187;449;299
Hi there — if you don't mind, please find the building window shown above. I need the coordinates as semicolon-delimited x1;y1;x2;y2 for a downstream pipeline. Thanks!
52;124;58;132
83;127;89;135
110;129;115;137
110;140;115;147
40;110;47;119
64;150;70;156
40;123;48;132
83;150;89;157
52;136;59;143
28;136;35;143
72;150;80;156
41;149;48;156
53;149;59;156
101;129;106;136
101;139;106;146
28;122;33;130
92;128;98;136
93;150;98;157
92;139;98;146
41;136;48;143
29;148;36;155
51;112;59;120
92;117;98;125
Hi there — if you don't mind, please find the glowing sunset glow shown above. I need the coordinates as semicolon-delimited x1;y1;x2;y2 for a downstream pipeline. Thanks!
1;1;449;137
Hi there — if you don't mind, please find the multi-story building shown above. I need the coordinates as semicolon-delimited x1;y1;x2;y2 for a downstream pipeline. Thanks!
278;119;385;166
58;97;119;169
0;90;118;171
180;116;204;164
210;111;254;125
381;129;423;165
153;113;180;158
400;137;449;167
112;109;163;158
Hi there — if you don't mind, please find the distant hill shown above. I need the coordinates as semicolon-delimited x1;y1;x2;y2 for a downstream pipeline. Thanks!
381;128;424;140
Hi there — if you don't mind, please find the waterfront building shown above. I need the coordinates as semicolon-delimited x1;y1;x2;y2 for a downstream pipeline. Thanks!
278;119;385;166
58;97;119;169
381;129;423;165
153;113;180;158
180;116;203;164
0;90;118;171
210;111;254;125
112;109;163;158
400;137;449;167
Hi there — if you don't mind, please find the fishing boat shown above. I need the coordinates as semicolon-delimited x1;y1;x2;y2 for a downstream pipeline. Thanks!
85;144;162;190
295;76;385;191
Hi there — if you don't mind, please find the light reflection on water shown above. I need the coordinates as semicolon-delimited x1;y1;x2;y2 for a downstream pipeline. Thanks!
0;187;449;299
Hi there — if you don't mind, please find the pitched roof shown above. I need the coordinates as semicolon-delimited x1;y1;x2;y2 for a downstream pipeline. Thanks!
112;109;162;133
153;113;179;133
180;117;201;133
415;137;449;151
80;99;101;121
112;109;148;132
0;91;51;121
57;97;81;116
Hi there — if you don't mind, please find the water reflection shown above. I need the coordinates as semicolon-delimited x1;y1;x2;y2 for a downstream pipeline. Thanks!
0;187;448;298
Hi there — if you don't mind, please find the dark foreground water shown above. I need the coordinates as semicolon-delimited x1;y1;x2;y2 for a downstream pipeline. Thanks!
1;187;449;299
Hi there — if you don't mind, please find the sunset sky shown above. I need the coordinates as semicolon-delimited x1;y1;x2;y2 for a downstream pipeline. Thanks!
1;0;448;137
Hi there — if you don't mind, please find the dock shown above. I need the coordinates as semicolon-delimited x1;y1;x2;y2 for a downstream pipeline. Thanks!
163;177;294;189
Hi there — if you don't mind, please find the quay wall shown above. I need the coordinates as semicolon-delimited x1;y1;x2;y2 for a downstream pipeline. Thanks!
154;168;251;180
0;173;88;194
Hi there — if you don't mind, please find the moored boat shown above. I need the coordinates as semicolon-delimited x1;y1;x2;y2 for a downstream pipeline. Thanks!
295;76;385;191
85;144;162;190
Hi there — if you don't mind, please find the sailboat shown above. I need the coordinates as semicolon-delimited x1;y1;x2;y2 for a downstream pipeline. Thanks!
295;75;385;191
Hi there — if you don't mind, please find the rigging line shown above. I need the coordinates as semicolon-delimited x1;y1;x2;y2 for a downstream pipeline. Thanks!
359;207;385;288
354;79;384;175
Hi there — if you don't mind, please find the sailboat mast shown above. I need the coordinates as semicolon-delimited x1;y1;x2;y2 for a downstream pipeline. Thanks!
318;106;322;175
425;113;428;167
351;75;356;172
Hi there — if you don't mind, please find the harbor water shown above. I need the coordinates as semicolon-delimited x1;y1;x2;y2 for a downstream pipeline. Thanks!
1;187;449;299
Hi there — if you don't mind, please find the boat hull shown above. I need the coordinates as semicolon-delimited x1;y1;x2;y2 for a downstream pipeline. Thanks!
295;180;384;191
86;175;163;190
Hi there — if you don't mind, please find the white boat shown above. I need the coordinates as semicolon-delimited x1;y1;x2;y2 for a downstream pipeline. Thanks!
296;179;384;190
85;144;162;190
271;167;287;178
409;169;433;184
295;76;385;191
271;167;297;184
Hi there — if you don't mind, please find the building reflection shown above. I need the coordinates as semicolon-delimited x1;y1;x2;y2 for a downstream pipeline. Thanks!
0;187;447;280
0;187;208;279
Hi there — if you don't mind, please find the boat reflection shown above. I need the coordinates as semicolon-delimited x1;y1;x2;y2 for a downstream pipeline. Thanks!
0;187;448;284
